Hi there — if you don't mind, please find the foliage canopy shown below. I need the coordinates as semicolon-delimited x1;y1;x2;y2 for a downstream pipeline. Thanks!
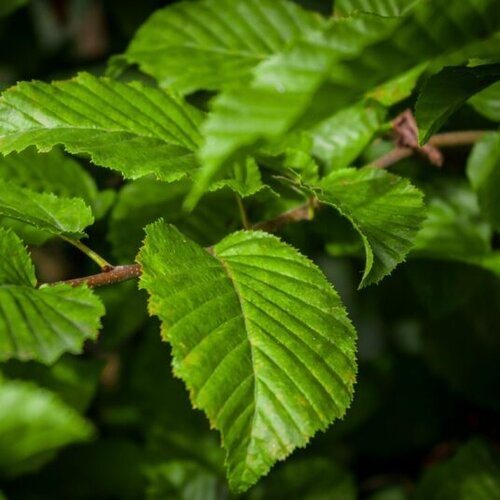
0;0;500;498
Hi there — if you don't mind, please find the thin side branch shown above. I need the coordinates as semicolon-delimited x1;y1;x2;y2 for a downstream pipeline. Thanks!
62;236;114;271
57;264;141;288
372;129;486;169
372;147;414;169
253;198;318;233
428;130;485;147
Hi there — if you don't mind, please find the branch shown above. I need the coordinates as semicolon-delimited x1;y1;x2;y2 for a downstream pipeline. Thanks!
253;198;318;232
429;130;485;147
47;129;487;289
56;264;141;288
372;129;486;169
53;201;317;289
372;147;414;169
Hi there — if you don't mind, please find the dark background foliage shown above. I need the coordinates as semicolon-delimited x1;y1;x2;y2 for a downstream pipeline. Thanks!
0;1;499;499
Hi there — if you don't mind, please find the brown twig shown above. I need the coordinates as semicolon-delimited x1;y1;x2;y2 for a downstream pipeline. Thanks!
53;202;317;289
373;129;486;169
57;264;141;288
253;198;318;233
392;110;443;166
47;128;487;289
372;147;414;169
429;130;485;147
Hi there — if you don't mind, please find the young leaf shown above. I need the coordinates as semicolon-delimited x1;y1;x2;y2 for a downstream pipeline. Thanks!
194;0;500;202
0;179;94;239
469;81;500;122
415;64;500;144
0;378;94;474
0;228;104;364
0;72;203;182
466;132;500;231
119;0;326;94
316;167;426;287
138;222;357;492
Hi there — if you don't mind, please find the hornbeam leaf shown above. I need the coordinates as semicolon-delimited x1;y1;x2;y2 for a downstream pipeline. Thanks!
138;222;357;492
0;378;94;474
467;132;500;231
194;0;500;203
0;72;203;182
0;179;93;239
316;167;426;287
118;0;326;94
0;229;104;364
415;64;500;144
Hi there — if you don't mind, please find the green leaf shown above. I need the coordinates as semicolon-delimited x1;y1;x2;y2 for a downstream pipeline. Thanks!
469;81;500;121
0;148;112;219
0;179;93;239
467;132;500;231
138;222;357;492
0;378;93;474
415;64;500;143
0;228;104;364
310;102;385;172
119;0;326;94
334;0;419;17
194;0;500;202
316;167;426;287
0;72;203;182
415;439;500;499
